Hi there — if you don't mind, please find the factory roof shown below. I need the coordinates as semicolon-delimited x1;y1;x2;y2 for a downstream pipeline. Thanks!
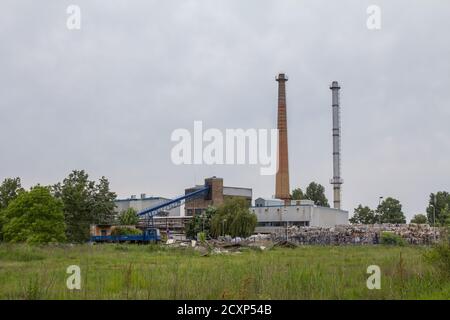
115;196;170;202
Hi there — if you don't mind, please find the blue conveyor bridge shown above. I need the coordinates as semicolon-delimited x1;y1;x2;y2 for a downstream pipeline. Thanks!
137;185;210;227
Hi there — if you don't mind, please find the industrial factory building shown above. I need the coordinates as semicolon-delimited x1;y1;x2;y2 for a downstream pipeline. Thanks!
250;74;348;232
184;177;252;216
116;74;349;237
115;195;180;217
252;201;348;233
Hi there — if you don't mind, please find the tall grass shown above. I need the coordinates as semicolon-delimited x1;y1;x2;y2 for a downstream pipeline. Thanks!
0;244;448;299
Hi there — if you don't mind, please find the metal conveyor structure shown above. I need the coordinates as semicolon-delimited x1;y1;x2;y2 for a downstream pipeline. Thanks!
137;185;210;227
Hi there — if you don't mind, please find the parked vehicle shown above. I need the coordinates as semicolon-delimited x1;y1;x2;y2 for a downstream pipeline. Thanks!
90;225;160;243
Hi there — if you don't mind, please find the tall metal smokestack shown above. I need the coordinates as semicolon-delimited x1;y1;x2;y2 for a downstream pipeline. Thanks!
275;73;290;204
330;81;343;210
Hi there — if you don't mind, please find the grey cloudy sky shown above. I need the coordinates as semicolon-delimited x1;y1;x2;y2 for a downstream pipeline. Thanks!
1;0;449;219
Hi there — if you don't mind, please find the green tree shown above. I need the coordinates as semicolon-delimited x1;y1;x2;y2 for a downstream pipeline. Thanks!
410;214;428;224
291;188;304;200
1;186;66;244
0;177;25;210
0;177;25;241
186;206;216;239
53;170;117;242
305;182;330;207
439;204;450;226
210;198;257;238
92;176;117;224
117;208;139;226
377;197;406;224
426;192;450;226
53;170;93;242
349;205;377;224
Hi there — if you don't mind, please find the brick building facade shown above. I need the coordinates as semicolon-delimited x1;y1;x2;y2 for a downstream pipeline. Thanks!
184;177;252;216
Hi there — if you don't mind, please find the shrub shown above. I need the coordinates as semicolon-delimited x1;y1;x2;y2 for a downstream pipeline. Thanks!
424;242;450;278
197;232;206;243
186;206;215;239
111;227;142;236
380;232;406;246
117;208;139;226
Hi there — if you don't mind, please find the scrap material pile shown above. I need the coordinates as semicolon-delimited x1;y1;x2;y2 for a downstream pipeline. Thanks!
272;224;441;245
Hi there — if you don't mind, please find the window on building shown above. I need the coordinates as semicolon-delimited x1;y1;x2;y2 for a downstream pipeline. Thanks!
291;221;309;227
257;221;310;227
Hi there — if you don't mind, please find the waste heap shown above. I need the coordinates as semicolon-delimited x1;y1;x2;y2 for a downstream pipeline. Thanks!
272;224;441;245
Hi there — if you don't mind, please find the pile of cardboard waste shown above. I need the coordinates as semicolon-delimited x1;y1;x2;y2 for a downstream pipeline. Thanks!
271;224;441;245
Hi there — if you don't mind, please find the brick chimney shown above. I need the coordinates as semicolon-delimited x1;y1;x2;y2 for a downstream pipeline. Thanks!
275;73;291;205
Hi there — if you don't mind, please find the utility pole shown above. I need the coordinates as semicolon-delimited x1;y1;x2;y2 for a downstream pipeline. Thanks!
222;219;227;236
432;194;437;243
285;222;288;241
378;196;383;224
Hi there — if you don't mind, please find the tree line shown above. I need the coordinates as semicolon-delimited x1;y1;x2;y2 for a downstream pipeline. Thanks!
291;181;450;226
0;170;116;243
0;172;258;243
1;172;448;243
350;193;450;226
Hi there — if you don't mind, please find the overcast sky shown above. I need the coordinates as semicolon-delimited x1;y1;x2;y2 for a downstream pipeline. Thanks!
1;0;449;219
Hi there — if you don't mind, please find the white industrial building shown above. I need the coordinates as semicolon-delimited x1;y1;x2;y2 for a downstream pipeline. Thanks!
115;194;180;217
252;200;348;233
254;197;285;207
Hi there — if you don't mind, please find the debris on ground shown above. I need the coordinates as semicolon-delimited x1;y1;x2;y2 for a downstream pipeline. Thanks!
274;240;298;248
272;224;441;245
161;224;441;254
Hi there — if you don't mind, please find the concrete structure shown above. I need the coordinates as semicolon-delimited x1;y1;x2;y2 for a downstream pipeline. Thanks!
255;197;284;207
330;81;343;210
152;216;192;239
115;194;180;217
184;177;252;216
255;198;316;207
252;203;348;233
275;73;291;204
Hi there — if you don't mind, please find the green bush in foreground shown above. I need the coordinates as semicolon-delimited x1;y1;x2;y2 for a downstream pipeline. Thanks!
197;232;206;243
425;242;450;279
380;232;406;246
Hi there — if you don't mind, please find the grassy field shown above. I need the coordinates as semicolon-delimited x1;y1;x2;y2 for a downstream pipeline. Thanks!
0;243;448;299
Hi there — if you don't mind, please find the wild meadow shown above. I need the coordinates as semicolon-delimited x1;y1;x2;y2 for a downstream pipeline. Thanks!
0;244;448;300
